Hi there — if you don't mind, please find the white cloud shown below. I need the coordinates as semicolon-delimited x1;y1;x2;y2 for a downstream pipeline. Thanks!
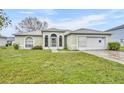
112;15;124;19
106;9;124;19
38;14;106;30
40;9;57;15
1;25;15;37
19;9;57;15
19;11;34;14
19;10;122;30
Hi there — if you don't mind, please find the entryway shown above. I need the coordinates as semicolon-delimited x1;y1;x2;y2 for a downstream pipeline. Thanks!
51;34;57;49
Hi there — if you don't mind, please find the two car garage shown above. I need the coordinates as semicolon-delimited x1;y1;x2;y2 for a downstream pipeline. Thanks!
78;36;106;50
66;28;111;50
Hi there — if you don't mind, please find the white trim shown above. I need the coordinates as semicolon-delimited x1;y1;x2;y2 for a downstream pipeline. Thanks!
43;32;65;49
51;34;57;47
24;36;34;49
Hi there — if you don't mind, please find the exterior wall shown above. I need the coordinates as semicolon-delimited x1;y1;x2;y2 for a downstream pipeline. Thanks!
15;35;42;49
14;32;111;50
42;31;65;49
107;29;124;46
0;38;7;46
66;34;77;50
66;34;111;50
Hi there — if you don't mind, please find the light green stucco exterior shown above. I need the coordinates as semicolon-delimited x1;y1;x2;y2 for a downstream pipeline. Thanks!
15;35;42;49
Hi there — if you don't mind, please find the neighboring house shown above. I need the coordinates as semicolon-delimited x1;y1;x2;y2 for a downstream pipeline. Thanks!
0;35;7;46
14;28;111;50
7;37;15;45
106;24;124;46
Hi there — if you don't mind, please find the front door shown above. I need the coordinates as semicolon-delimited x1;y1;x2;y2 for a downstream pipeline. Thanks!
51;34;57;49
51;37;57;47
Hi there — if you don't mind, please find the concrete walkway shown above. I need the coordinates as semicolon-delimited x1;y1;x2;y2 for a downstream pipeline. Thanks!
83;50;124;64
51;49;58;53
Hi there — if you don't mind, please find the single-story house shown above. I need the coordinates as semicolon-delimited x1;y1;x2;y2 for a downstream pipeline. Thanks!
106;24;124;46
14;28;111;50
0;35;7;46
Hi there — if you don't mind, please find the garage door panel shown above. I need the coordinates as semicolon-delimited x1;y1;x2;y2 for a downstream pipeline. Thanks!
78;36;86;47
87;37;105;49
78;36;87;50
77;36;106;50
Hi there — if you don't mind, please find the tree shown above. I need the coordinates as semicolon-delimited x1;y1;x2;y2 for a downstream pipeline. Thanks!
16;17;48;32
0;9;11;30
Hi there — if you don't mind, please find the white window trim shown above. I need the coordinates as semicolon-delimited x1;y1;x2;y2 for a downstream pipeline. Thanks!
43;33;64;49
24;36;34;49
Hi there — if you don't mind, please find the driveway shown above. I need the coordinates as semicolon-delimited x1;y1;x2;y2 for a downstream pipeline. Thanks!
83;50;124;64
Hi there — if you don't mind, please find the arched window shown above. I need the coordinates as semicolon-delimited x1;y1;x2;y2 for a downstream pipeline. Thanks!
51;34;57;47
51;34;57;37
25;37;33;48
59;36;62;47
45;35;48;47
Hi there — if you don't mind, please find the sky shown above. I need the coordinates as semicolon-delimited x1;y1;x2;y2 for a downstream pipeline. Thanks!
1;9;124;37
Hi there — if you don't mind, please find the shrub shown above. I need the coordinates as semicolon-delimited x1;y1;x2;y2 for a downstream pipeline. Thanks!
0;46;7;49
6;44;8;47
32;46;42;50
108;42;120;50
13;44;19;50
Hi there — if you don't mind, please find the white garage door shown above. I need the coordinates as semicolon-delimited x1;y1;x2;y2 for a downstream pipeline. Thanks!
87;37;105;50
78;36;87;50
78;36;106;50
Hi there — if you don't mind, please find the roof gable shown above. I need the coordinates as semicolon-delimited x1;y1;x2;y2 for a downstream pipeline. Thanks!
42;28;70;32
66;28;111;35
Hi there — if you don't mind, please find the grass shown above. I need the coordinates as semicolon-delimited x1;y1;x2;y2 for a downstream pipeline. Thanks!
0;47;124;84
120;47;124;52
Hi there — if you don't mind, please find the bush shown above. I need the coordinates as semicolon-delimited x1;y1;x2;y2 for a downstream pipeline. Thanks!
0;46;7;49
13;44;19;50
6;43;12;47
32;46;42;50
6;44;8;47
108;42;120;50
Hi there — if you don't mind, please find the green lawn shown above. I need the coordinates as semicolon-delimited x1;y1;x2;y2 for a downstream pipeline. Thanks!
0;47;124;84
120;47;124;52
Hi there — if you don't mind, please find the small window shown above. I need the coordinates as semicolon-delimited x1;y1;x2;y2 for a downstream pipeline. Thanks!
45;35;48;47
59;36;62;47
99;40;102;43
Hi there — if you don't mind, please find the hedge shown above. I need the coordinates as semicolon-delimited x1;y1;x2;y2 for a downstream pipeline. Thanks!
108;42;120;50
32;46;42;50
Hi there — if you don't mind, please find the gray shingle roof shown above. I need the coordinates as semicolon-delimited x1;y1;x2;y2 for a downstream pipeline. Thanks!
7;37;15;41
14;30;42;36
13;28;111;36
66;28;111;35
0;34;7;38
106;24;124;31
42;28;70;32
14;28;70;36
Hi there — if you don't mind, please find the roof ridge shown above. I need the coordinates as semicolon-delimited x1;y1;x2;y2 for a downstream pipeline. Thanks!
106;24;124;31
74;28;102;32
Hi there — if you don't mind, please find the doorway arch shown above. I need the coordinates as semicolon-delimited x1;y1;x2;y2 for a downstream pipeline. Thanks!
51;34;57;47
